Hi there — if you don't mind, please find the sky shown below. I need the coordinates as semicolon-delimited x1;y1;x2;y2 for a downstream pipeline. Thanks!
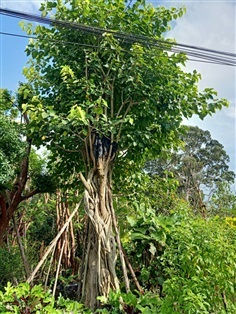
0;0;235;184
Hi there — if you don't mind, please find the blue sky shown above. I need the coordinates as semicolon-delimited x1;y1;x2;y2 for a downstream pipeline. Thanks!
0;0;235;185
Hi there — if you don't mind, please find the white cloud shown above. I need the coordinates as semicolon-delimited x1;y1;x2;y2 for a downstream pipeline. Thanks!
166;1;236;176
224;103;236;119
169;2;235;50
167;2;235;95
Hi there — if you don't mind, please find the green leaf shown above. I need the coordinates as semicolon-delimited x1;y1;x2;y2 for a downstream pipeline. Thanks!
21;103;27;113
69;105;87;124
131;232;151;241
128;117;134;125
42;112;48;119
149;242;157;256
32;50;38;59
127;216;136;226
47;1;57;9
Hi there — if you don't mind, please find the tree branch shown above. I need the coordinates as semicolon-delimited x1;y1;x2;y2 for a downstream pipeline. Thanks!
10;137;32;209
79;172;92;194
20;189;39;201
0;195;7;220
116;98;130;118
110;77;115;119
54;143;81;153
121;244;144;294
117;101;133;142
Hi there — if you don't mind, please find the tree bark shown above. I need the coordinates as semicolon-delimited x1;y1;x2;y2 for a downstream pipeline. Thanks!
78;134;121;310
0;194;19;246
0;139;38;246
0;195;8;246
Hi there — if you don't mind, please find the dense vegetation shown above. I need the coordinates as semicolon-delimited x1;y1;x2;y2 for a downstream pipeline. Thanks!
0;0;235;313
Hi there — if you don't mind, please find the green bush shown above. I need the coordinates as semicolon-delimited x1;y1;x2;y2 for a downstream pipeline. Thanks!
123;204;236;313
123;202;187;293
0;247;24;291
160;216;236;313
0;282;91;313
97;290;161;313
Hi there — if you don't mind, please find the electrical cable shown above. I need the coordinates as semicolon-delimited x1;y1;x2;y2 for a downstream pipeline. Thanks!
1;8;235;57
0;8;234;57
0;8;235;66
0;30;234;67
0;31;99;48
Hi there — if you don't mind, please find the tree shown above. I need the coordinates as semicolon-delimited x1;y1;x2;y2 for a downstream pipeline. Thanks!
145;126;235;211
22;0;228;309
0;86;54;246
209;182;236;216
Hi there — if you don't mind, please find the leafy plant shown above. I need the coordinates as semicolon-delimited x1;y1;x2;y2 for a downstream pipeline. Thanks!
97;290;161;313
0;282;91;313
0;247;24;291
160;214;236;313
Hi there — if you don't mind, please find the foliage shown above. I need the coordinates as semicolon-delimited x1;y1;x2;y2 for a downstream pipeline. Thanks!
209;182;236;216
25;196;57;247
10;0;233;310
0;88;18;118
123;201;187;292
0;84;56;194
1;203;236;313
0;84;59;252
0;89;25;190
0;283;161;314
0;282;91;313
0;247;24;291
140;174;179;215
120;202;236;313
160;213;236;313
97;290;161;313
114;164;180;219
19;0;229;307
31;173;57;194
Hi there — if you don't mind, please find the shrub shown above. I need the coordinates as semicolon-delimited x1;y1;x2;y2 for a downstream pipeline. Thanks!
0;282;91;313
0;247;24;291
160;216;236;313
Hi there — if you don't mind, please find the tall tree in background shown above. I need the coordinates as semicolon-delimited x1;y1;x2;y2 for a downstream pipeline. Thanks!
145;126;235;210
22;0;228;309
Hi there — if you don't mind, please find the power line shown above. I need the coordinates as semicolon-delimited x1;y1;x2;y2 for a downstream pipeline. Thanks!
0;30;234;67
0;31;99;49
0;8;234;57
0;8;235;66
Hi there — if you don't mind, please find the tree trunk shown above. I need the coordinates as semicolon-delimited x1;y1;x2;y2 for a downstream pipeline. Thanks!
0;194;18;246
0;139;39;246
78;134;120;310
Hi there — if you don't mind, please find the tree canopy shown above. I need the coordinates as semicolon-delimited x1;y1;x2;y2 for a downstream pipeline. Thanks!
0;89;25;190
22;0;228;177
